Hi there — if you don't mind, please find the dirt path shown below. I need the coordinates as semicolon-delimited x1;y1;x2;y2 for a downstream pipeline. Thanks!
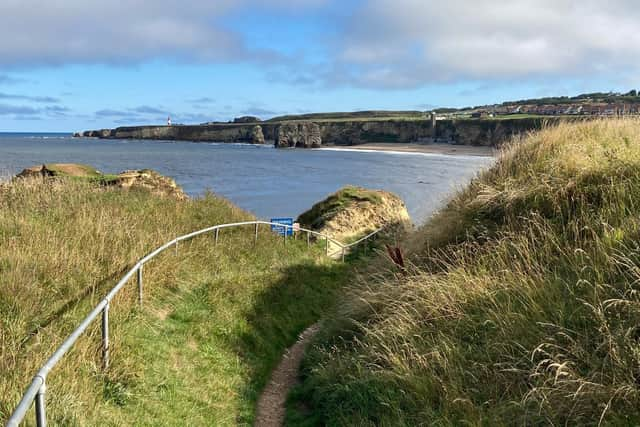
254;323;320;427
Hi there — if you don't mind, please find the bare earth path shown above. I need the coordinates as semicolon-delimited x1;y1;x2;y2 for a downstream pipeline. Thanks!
254;324;321;427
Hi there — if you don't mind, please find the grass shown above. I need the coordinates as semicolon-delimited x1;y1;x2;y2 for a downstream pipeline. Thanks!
93;239;348;426
266;111;427;122
44;163;102;177
290;118;640;425
0;177;353;425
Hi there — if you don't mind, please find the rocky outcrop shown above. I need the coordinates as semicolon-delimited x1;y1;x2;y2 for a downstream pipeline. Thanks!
16;164;186;200
275;122;322;148
112;169;187;200
297;186;411;241
251;125;265;144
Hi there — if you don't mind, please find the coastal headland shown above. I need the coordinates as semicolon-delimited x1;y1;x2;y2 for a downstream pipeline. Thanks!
78;113;570;148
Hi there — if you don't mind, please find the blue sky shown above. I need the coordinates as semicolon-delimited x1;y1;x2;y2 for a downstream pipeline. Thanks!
0;0;638;132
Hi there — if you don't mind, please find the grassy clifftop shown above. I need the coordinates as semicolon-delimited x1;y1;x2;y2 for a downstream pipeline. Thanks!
292;119;640;425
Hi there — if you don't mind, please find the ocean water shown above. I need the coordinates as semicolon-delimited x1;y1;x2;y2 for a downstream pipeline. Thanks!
0;133;493;225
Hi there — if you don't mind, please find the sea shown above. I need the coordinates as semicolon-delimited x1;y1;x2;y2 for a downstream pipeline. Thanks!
0;132;493;225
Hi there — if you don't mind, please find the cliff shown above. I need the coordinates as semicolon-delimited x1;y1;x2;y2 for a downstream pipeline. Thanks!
434;117;558;146
79;116;568;148
80;123;269;144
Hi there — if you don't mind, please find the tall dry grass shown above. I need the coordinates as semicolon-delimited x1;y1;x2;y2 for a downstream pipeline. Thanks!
294;119;640;425
0;178;255;422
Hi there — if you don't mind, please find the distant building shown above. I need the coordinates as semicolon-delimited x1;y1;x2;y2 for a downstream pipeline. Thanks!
167;116;172;126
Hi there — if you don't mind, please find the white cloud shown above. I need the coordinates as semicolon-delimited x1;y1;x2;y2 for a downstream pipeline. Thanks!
2;0;637;91
0;0;324;67
332;0;640;88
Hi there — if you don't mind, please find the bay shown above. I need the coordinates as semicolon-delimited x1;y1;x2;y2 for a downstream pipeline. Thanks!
0;133;493;224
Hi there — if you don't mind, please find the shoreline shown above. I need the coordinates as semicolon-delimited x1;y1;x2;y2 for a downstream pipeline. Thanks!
319;142;497;157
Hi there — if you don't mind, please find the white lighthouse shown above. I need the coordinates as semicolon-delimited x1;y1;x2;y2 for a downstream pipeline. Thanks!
167;116;172;126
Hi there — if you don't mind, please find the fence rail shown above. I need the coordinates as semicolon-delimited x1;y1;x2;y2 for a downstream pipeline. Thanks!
6;220;381;427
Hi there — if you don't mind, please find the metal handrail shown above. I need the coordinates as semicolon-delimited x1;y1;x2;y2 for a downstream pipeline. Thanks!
6;220;381;427
342;228;384;249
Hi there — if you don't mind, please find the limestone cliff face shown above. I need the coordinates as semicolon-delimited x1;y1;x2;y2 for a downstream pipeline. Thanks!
100;123;272;144
80;116;567;147
317;120;433;145
435;118;555;146
315;118;560;146
274;122;322;148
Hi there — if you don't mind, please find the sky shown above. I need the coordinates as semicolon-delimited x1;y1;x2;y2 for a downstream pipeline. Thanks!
0;0;638;132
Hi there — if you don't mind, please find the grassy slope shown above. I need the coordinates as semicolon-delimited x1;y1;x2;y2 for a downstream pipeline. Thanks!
291;119;640;426
0;178;350;425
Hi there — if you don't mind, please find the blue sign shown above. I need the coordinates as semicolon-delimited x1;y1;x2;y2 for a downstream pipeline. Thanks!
271;217;294;236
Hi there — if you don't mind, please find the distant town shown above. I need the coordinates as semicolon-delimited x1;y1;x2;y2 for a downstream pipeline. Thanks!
436;90;640;118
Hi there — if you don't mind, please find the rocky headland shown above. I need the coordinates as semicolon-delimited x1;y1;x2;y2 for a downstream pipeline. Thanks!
78;116;568;149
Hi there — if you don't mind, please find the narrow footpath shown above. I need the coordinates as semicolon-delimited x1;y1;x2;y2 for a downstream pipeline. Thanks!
254;324;320;427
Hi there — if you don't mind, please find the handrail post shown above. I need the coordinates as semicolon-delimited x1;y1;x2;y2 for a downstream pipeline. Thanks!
306;231;310;247
102;303;110;370
214;228;219;246
254;223;259;246
35;382;46;427
137;265;143;307
342;247;345;263
283;226;287;245
175;241;179;256
325;236;329;256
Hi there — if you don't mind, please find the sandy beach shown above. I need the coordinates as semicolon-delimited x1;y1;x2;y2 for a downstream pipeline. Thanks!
322;142;497;157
